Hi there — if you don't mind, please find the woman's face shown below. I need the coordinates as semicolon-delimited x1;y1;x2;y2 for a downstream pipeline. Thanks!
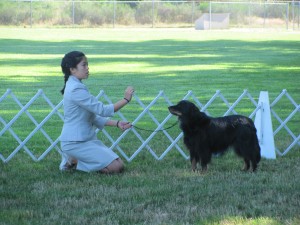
70;57;89;80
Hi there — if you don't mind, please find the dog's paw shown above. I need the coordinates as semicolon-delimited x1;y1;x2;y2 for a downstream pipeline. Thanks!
201;165;208;171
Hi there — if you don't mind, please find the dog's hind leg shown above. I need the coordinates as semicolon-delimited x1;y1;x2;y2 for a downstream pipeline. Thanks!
251;160;258;172
250;133;261;172
233;129;257;172
233;144;251;171
251;155;260;172
200;150;211;172
249;152;260;172
243;159;250;171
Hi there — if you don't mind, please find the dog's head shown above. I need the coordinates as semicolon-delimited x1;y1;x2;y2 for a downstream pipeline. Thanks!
168;100;199;117
168;100;210;128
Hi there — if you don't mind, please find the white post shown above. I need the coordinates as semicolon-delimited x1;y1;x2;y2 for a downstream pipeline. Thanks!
254;91;276;159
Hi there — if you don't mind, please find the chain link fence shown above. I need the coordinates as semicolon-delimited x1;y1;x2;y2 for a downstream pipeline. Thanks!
0;0;299;29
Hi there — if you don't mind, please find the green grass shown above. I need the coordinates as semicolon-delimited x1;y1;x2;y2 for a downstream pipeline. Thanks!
0;28;300;224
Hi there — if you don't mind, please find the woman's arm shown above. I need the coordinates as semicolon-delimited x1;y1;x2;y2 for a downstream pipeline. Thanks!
113;86;134;112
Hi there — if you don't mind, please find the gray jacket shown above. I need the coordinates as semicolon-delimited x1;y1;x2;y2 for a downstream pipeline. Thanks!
60;75;114;141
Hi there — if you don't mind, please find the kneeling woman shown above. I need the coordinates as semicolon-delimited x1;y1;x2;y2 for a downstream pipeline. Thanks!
59;51;134;174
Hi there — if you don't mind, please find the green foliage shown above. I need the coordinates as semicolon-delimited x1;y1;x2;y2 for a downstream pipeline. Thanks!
135;2;153;24
0;2;31;25
1;1;296;28
0;2;15;25
115;3;135;25
157;2;193;24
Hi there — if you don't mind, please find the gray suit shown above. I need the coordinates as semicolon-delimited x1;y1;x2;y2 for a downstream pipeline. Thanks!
59;75;118;172
60;75;114;141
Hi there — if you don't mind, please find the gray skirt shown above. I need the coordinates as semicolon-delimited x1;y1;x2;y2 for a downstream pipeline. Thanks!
60;138;119;172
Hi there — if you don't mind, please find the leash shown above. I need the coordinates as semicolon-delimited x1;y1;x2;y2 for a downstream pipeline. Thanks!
132;121;178;132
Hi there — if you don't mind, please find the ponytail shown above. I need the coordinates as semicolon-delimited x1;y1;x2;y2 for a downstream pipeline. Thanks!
60;74;70;95
60;51;85;95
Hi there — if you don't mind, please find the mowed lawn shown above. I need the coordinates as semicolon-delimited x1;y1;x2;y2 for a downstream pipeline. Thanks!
0;28;300;225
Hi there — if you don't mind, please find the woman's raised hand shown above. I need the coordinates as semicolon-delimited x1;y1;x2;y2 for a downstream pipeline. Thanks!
124;86;134;102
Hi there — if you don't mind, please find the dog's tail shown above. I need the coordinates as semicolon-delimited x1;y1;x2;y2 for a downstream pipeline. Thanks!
251;119;261;163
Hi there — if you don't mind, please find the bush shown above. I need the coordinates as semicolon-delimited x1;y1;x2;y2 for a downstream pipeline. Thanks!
115;3;135;25
135;3;153;25
52;2;73;26
0;1;293;27
157;2;193;24
0;3;14;25
0;2;31;25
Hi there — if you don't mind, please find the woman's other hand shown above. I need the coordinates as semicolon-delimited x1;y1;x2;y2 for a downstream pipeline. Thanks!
118;121;132;131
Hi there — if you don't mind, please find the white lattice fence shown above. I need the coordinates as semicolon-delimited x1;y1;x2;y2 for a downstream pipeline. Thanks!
0;89;299;163
270;90;300;156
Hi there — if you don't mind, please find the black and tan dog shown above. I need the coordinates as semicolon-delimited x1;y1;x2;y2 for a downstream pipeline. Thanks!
168;100;261;172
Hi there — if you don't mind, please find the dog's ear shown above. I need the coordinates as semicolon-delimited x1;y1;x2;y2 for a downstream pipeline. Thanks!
188;104;202;120
196;111;210;126
189;103;201;115
192;105;200;113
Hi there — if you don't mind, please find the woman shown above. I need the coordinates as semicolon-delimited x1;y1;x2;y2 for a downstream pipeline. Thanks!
59;51;134;174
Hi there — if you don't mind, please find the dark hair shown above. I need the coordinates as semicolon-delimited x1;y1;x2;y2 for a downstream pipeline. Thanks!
60;51;86;95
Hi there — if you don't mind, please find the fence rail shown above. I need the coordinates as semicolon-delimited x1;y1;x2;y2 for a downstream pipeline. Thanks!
0;0;299;29
0;89;299;163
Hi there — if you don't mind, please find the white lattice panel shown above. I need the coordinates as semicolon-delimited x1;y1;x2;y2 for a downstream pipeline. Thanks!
0;89;299;163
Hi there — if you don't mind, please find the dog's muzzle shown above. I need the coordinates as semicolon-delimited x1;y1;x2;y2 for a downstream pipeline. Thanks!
168;107;182;116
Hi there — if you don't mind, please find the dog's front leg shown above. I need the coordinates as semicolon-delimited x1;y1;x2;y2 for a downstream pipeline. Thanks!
191;158;197;172
201;164;208;172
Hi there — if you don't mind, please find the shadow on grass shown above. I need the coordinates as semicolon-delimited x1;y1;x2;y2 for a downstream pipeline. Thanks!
1;38;300;99
0;38;299;65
